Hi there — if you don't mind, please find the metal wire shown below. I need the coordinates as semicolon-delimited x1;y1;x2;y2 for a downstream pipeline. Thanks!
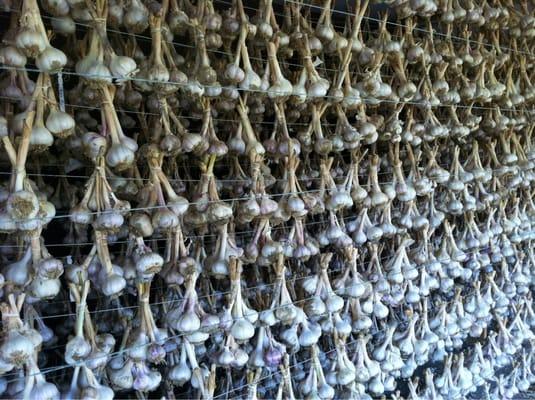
34;229;385;309
0;168;400;183
4;159;529;225
0;93;161;116
0;154;523;185
0;212;335;251
33;240;498;322
0;176;514;236
1;213;325;249
0;151;436;186
0;93;459;128
1;64;532;114
4;187;315;223
0;168;426;223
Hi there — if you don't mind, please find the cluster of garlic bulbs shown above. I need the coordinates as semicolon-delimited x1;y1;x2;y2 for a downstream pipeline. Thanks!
0;0;534;398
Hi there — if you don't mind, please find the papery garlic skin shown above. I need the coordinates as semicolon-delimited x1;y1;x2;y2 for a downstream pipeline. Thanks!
29;125;54;152
15;28;46;58
45;111;75;138
36;46;67;72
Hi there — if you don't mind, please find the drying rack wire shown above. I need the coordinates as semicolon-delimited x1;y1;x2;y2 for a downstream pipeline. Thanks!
1;64;533;114
26;336;366;388
0;150;528;185
0;210;351;252
0;93;162;116
0;164;519;257
32;240;501;322
4;154;531;225
0;151;456;184
3;215;322;250
3;175;523;227
0;93;472;128
4;187;335;223
0;221;516;320
0;168;408;183
0;158;511;183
